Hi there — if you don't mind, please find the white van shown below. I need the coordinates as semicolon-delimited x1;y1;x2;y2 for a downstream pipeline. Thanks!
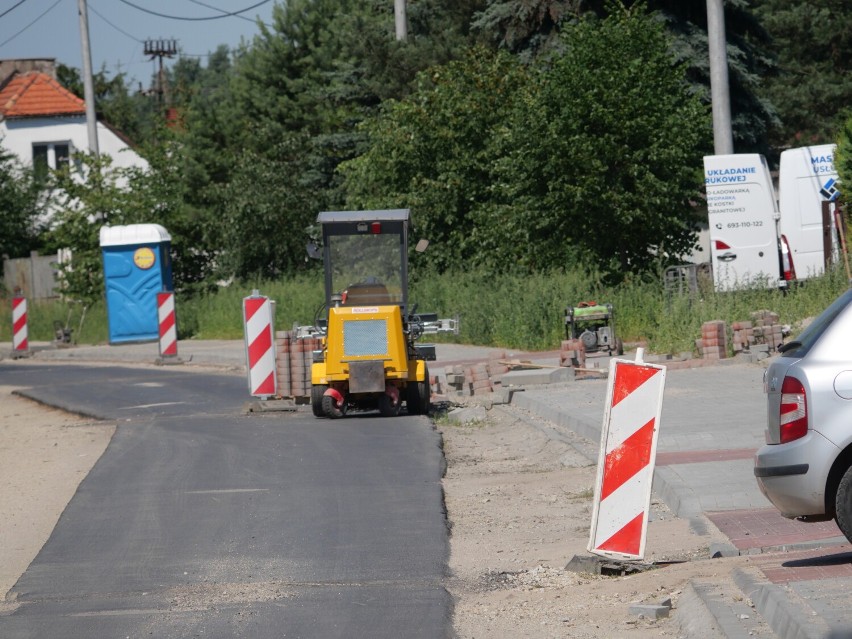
778;144;839;279
703;145;840;292
704;154;784;292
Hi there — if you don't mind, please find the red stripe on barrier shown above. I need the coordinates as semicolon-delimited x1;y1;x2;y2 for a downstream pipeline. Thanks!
600;417;656;500
13;315;27;333
159;312;175;335
254;371;275;395
612;365;660;407
244;297;264;322
248;327;272;365
597;512;644;555
12;297;24;310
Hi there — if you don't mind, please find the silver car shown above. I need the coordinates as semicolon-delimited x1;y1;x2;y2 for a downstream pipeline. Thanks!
754;288;852;544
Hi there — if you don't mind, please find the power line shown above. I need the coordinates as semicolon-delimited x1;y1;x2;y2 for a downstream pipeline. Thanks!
0;0;63;48
88;1;145;45
0;0;31;21
185;0;263;26
116;0;272;22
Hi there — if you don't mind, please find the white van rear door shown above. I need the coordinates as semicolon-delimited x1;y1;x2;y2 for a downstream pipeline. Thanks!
778;144;839;279
704;154;781;292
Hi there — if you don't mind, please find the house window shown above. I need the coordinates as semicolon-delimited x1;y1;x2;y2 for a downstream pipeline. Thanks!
33;144;49;180
32;142;73;179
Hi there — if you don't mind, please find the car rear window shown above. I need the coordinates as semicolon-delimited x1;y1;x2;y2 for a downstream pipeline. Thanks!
781;288;852;358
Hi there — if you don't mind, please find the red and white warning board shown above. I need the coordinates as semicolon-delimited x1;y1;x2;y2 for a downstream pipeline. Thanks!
243;292;277;398
12;295;28;353
157;292;178;358
588;357;666;561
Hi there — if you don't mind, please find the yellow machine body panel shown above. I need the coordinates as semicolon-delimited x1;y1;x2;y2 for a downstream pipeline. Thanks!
312;305;412;388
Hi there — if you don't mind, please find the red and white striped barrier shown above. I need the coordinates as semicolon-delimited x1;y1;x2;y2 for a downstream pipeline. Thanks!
243;292;277;398
157;291;178;358
12;295;28;355
588;354;666;560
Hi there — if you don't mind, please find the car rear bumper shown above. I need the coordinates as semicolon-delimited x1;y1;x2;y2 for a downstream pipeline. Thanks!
753;430;839;518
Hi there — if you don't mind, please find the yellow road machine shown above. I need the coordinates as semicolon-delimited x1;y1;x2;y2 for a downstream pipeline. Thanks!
309;209;457;418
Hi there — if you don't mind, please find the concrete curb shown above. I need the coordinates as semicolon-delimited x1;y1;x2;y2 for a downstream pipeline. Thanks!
732;568;830;639
510;388;704;522
510;388;602;444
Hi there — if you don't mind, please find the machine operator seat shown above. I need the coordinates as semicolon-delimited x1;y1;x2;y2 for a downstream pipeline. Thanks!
341;278;394;306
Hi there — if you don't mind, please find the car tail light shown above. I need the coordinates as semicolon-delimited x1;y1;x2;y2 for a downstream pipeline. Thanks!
780;235;797;282
715;240;731;250
779;376;807;443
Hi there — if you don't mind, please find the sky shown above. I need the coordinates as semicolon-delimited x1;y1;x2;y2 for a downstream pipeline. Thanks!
0;0;278;85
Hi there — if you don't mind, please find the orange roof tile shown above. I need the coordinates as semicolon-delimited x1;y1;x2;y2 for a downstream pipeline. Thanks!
0;71;86;118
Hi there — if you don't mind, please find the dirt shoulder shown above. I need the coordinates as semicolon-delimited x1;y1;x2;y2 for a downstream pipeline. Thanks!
439;403;761;638
0;386;114;604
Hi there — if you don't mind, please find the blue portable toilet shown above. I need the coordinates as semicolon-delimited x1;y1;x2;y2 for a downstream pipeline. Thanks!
99;224;173;344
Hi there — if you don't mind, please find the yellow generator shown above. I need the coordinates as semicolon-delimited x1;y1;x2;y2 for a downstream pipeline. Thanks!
309;209;457;418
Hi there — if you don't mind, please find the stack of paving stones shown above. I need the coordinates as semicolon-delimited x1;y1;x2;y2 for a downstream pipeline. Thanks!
444;365;467;396
275;332;322;399
443;350;510;397
466;362;492;396
486;350;509;389
731;310;783;361
560;339;586;368
697;320;728;360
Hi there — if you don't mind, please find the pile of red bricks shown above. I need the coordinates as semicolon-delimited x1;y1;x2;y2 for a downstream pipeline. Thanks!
697;311;784;360
560;339;586;368
275;332;322;398
732;310;783;353
444;350;510;397
697;320;728;360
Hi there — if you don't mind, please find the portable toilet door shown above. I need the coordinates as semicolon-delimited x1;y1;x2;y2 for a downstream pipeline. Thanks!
100;224;174;344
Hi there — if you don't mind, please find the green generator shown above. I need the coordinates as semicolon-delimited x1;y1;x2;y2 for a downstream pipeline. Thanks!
564;302;624;356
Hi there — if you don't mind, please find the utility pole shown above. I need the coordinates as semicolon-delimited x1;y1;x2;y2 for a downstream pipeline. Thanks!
144;39;178;115
394;0;407;41
706;0;734;154
77;0;99;158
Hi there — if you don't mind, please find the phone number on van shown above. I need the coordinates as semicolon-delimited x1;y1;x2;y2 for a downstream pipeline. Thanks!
727;221;764;228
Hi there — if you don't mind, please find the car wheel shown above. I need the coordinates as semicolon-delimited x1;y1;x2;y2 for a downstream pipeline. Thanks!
407;367;430;416
322;393;346;419
835;465;852;544
311;384;327;417
379;392;401;417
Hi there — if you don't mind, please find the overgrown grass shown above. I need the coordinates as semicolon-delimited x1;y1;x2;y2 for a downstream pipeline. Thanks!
1;266;849;355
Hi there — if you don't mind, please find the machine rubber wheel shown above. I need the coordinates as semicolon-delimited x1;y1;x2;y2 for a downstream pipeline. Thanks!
835;466;852;544
311;384;327;417
616;338;624;356
407;367;430;416
322;393;346;419
379;392;401;417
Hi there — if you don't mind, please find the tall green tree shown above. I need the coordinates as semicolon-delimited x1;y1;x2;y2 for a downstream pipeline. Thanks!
473;0;777;153
504;7;711;275
214;130;320;279
44;154;130;305
341;48;529;273
170;0;485;281
0;146;45;262
835;111;852;207
752;0;852;148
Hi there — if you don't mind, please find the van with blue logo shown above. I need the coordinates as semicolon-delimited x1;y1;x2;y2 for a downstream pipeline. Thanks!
777;144;840;280
703;144;841;292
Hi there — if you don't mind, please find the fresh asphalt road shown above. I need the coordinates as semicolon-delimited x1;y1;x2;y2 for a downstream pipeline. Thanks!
0;363;451;638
